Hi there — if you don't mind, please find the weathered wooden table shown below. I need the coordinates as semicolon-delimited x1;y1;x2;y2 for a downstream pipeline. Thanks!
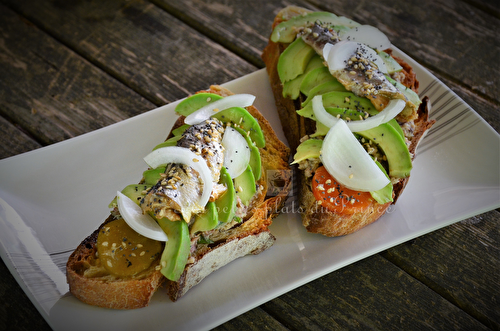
1;0;498;330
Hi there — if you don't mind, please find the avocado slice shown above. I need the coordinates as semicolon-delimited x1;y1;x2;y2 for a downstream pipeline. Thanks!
109;183;151;208
233;126;261;180
298;91;378;120
171;124;190;137
387;118;405;140
175;93;223;117
278;37;316;83
301;80;347;107
300;67;336;96
143;166;166;185
174;93;265;148
357;123;412;178
157;217;190;282
152;135;183;150
311;120;330;137
370;160;393;204
234;164;256;206
271;11;360;43
385;76;421;107
190;201;218;234
215;167;237;223
213;107;265;148
282;55;324;99
292;138;323;164
378;51;403;74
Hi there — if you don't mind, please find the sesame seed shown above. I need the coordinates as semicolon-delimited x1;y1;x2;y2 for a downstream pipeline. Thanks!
102;241;108;247
193;158;199;162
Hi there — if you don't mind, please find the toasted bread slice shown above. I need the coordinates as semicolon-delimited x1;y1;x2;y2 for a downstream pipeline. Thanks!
66;85;291;308
262;6;435;237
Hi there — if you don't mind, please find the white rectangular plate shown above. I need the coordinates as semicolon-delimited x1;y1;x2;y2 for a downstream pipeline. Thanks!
0;49;499;331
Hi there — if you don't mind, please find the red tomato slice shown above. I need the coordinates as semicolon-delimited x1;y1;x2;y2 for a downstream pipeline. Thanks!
312;166;373;214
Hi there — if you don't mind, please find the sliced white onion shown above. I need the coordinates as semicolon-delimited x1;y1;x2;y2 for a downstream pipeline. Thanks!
322;41;345;62
320;120;390;192
143;146;213;208
312;95;405;132
116;191;168;241
338;25;391;51
184;94;256;125
326;41;388;74
221;126;250;178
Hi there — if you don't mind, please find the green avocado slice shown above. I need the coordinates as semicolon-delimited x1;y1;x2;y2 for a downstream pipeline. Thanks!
215;167;237;223
109;183;151;208
174;93;265;148
175;93;223;117
271;11;360;43
233;126;261;180
142;167;166;186
357;123;412;178
387;118;405;139
301;80;347;107
385;76;421;107
370;160;393;204
378;51;403;74
234;165;256;206
300;67;336;96
152;135;182;150
212;107;265;148
171;124;190;137
292;138;322;164
190;201;218;234
157;218;190;282
282;55;324;99
278;37;316;83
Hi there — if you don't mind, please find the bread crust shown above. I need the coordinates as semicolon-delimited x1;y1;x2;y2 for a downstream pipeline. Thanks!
66;215;165;309
262;6;435;237
66;85;291;307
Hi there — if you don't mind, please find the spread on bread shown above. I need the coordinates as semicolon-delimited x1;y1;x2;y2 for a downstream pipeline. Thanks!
66;85;291;309
262;6;435;236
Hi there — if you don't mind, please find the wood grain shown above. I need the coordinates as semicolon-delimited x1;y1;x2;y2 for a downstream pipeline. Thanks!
262;255;490;330
381;210;500;330
3;0;257;106
0;4;155;147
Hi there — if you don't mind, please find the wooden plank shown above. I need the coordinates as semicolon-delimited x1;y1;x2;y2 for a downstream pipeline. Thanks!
3;0;257;106
213;307;289;331
261;254;490;330
155;0;500;103
0;5;155;146
151;0;314;67
381;209;500;330
0;116;41;160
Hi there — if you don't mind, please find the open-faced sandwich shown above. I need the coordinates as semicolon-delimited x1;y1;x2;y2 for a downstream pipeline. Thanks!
66;85;291;309
262;6;435;237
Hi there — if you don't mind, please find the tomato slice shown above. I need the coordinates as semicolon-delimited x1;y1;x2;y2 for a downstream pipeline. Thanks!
312;166;373;214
